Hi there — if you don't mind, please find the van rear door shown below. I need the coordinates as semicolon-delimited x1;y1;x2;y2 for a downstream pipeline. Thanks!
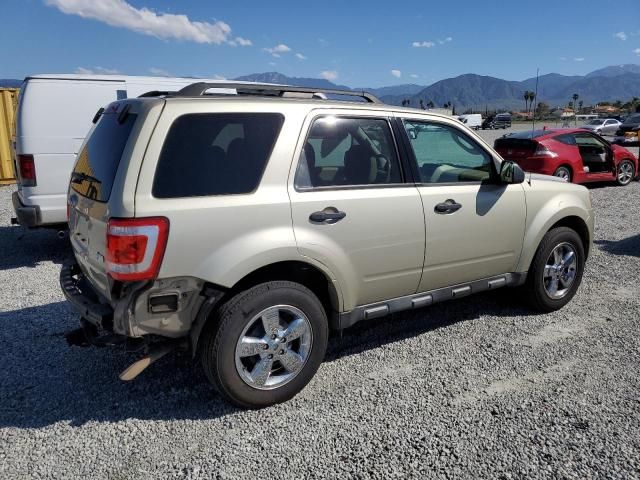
68;102;139;300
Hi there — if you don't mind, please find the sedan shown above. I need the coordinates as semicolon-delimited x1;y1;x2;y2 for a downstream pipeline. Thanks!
579;118;621;136
495;129;638;186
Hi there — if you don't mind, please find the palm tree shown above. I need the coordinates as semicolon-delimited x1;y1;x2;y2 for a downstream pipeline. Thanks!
523;91;530;113
427;100;435;109
572;94;579;124
419;99;425;110
578;100;583;113
529;92;536;113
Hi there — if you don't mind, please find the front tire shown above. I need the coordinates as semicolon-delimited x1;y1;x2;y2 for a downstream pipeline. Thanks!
524;227;585;312
200;281;328;408
616;159;635;186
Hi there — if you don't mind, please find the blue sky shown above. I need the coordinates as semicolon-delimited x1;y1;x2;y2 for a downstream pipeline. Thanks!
1;0;640;87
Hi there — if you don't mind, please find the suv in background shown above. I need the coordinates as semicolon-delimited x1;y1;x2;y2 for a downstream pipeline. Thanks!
61;83;593;408
482;113;512;130
612;113;640;147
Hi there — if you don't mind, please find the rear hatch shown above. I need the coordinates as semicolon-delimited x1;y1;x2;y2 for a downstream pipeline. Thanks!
68;102;139;301
494;137;538;160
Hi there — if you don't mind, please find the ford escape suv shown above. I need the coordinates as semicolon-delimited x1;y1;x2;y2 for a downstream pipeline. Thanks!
61;83;594;408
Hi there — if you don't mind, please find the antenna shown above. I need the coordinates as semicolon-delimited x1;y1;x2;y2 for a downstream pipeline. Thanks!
531;68;539;133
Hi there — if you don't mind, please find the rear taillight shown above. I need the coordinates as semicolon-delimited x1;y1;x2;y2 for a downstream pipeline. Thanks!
106;217;169;281
534;143;557;158
18;154;36;186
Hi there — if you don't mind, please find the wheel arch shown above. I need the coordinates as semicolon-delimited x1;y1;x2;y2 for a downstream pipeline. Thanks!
516;200;593;273
190;260;342;355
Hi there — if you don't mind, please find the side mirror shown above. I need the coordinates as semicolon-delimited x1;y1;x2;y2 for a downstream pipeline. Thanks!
499;161;525;184
407;128;417;140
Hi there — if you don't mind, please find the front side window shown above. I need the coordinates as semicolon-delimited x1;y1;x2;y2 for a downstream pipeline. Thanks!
575;133;607;149
153;113;283;198
295;116;403;189
403;121;493;183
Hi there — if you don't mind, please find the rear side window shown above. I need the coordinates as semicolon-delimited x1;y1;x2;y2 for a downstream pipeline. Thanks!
153;113;284;198
71;110;137;202
295;117;403;189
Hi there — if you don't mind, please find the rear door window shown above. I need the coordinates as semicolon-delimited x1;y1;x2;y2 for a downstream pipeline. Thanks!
71;108;137;202
295;116;403;189
153;113;283;198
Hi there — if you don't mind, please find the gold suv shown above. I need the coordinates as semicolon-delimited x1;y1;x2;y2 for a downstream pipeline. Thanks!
61;83;594;408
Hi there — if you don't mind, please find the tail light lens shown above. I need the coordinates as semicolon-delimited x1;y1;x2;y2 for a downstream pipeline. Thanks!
534;143;557;158
18;154;36;186
106;217;169;281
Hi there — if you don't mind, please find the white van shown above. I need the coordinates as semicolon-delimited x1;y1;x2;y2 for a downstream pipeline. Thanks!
457;114;482;130
12;74;240;227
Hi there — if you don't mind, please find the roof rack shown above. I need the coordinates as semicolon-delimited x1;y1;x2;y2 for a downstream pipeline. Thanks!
173;82;381;103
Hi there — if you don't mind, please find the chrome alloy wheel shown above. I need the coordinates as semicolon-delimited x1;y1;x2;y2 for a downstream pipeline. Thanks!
235;305;312;390
554;167;571;182
543;242;578;299
618;161;634;185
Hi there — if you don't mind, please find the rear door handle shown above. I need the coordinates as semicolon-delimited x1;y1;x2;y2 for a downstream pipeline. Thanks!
434;199;462;214
309;207;346;224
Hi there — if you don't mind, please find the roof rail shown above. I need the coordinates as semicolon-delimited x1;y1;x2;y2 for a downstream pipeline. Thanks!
173;82;381;103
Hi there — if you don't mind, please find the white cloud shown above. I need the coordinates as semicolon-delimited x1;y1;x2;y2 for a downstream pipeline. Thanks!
320;70;338;81
318;38;329;46
229;36;252;47
45;0;246;45
295;53;307;60
438;36;453;44
412;41;435;48
634;48;640;56
268;62;277;67
75;66;120;74
574;57;585;62
614;31;627;41
559;56;567;61
391;69;402;78
410;74;419;79
149;67;170;77
263;43;291;57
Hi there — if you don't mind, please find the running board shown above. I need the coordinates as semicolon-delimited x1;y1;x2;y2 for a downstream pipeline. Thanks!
337;272;526;329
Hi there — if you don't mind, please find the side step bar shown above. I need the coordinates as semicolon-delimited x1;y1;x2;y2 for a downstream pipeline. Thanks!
337;272;526;329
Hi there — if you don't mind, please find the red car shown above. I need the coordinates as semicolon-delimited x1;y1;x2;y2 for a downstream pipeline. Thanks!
494;129;638;186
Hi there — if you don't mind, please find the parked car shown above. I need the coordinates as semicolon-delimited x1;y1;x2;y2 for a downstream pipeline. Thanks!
61;83;593;408
578;118;621;136
612;113;640;147
12;74;241;228
495;129;638;185
482;113;512;130
457;114;482;130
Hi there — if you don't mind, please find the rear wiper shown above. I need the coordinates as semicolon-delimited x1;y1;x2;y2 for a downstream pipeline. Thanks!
71;172;102;185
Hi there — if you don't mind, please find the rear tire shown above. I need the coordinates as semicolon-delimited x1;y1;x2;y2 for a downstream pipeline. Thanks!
199;281;328;408
616;159;635;186
523;227;585;312
553;166;572;182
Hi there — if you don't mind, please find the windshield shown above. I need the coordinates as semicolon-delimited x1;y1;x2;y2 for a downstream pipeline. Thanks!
624;114;640;124
71;108;137;202
587;120;604;125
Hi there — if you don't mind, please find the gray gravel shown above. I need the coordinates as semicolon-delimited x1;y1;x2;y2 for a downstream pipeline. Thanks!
1;138;639;478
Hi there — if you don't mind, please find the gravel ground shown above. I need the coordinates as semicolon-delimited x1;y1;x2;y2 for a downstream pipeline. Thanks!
1;137;639;478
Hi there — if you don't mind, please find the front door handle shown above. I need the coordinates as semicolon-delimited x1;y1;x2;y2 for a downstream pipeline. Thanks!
309;207;346;224
434;199;462;214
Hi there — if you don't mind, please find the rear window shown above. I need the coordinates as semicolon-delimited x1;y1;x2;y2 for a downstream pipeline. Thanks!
504;130;547;139
71;110;137;202
153;113;284;198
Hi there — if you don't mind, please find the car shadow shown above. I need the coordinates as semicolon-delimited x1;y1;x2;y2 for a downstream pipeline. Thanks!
0;290;535;428
594;234;640;257
0;225;72;270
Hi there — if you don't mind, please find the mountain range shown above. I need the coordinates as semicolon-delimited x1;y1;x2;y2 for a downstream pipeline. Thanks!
238;65;640;111
2;64;639;110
